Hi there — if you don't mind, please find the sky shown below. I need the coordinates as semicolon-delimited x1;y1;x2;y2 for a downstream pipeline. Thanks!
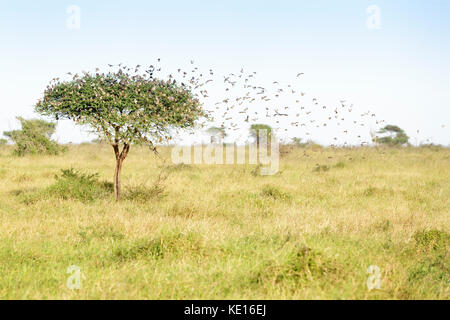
1;0;449;145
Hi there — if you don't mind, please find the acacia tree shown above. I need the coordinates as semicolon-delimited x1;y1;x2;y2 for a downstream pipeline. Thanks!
206;126;226;144
36;67;205;200
376;125;409;146
250;124;272;148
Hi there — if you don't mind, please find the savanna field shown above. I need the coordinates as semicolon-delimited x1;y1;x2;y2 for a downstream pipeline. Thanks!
0;144;448;299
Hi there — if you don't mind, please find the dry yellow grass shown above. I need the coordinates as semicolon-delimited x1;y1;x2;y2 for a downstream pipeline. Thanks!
0;144;448;299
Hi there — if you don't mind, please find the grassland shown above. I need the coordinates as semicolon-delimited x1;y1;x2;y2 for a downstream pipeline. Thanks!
0;144;448;299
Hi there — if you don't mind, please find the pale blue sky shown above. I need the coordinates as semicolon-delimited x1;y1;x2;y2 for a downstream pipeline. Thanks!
1;1;449;145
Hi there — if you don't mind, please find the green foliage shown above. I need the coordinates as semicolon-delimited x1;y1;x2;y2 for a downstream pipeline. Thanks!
3;117;64;156
0;138;7;145
250;124;272;138
35;169;113;203
377;124;409;146
35;68;205;147
250;124;273;150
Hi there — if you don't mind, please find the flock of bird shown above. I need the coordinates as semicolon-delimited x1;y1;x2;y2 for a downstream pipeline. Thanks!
65;59;390;147
165;59;387;146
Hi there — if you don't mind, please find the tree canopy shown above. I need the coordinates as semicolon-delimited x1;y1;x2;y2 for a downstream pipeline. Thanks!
35;69;204;148
250;124;272;146
250;124;272;135
377;125;409;146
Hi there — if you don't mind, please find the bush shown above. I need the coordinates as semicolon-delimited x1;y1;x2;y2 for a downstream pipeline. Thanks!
49;169;113;202
3;117;65;156
22;169;113;203
0;138;7;145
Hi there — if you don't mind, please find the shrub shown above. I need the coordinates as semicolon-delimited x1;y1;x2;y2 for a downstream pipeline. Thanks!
250;124;273;148
3;117;65;156
38;168;113;202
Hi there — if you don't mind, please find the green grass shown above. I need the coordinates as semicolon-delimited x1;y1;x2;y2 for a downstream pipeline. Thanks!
0;144;448;299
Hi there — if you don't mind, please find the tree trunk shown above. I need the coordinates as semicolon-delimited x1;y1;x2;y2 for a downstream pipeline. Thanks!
256;134;260;164
112;143;130;201
114;157;123;201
